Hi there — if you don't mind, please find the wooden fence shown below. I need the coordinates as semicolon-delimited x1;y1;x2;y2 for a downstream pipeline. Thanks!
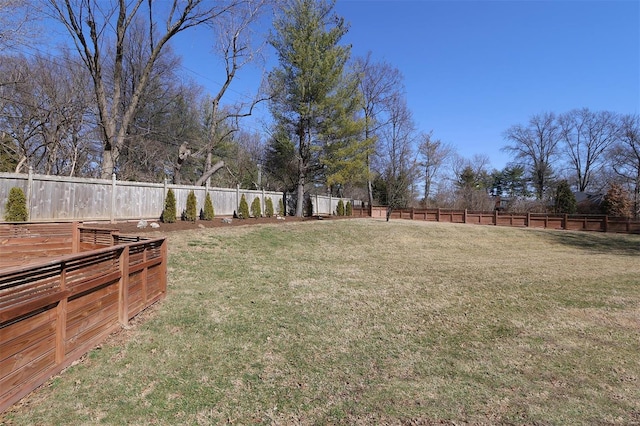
0;170;351;221
372;206;640;234
0;222;167;413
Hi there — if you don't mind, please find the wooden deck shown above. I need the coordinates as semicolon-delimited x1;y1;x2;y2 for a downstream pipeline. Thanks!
0;222;167;413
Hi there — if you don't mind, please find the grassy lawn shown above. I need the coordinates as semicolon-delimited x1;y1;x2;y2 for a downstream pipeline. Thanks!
3;219;639;425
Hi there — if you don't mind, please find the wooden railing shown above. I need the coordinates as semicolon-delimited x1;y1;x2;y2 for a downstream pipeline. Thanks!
0;223;167;413
370;207;640;234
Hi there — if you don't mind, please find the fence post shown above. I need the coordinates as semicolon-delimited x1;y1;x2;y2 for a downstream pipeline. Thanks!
463;209;467;224
527;212;531;227
604;215;608;232
26;166;33;220
494;209;498;225
72;222;80;253
564;214;568;230
236;184;240;213
110;173;117;223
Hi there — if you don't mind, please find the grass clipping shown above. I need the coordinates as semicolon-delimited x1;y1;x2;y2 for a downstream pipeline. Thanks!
4;220;640;425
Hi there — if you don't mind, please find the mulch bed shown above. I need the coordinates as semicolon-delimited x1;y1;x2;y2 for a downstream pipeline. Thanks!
84;215;343;234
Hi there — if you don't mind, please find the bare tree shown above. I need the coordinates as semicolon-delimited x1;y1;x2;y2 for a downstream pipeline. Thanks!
353;53;403;208
558;108;619;192
0;0;35;51
46;0;248;179
610;114;640;219
503;112;560;200
417;131;454;206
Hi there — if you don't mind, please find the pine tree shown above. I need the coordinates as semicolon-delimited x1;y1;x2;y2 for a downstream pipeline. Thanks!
203;192;215;220
162;189;177;223
4;187;28;221
269;0;361;216
185;190;197;222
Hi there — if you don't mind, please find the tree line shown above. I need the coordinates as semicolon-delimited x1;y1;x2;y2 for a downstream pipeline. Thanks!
1;0;638;217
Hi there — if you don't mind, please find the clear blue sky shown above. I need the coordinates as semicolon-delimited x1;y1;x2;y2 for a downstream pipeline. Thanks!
176;0;640;171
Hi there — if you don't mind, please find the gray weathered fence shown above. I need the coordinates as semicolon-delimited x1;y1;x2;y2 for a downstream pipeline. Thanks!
0;170;350;222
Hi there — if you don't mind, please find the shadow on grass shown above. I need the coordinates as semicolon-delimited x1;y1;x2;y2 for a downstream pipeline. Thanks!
539;230;640;256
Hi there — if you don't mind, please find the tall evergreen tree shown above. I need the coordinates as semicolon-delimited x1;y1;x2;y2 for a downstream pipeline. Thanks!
268;0;359;216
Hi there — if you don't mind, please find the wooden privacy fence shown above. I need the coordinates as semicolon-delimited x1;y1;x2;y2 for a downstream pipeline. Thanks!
0;222;167;413
0;170;351;221
373;206;640;234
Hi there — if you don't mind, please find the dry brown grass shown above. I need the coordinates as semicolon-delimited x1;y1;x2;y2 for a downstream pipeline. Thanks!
2;219;639;425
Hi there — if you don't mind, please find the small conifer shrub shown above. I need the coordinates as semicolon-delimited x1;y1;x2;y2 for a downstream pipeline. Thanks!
336;199;345;216
239;194;249;219
4;187;28;221
251;197;262;218
265;197;274;218
602;183;631;217
162;189;177;223
346;201;352;216
185;190;197;222
203;192;215;220
278;198;285;216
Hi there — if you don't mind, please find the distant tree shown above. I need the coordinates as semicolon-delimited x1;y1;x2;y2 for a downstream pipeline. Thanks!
558;108;619;192
602;183;631;218
503;112;560;200
185;191;197;222
609;114;640;219
554;180;577;214
418;131;454;206
162;189;177;223
250;197;262;218
4;187;28;221
202;192;215;220
238;194;250;219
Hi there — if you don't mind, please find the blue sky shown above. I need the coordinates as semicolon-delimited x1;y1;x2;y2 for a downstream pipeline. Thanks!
176;0;640;171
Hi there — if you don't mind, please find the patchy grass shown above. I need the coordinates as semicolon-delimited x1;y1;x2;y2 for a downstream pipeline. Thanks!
3;219;640;425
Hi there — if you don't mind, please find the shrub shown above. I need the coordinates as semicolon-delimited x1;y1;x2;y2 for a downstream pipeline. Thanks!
265;197;274;218
202;192;215;220
162;189;177;223
336;199;345;216
251;197;262;218
185;190;197;222
4;187;28;221
346;201;352;216
602;183;631;218
554;180;577;214
278;198;285;216
239;194;249;219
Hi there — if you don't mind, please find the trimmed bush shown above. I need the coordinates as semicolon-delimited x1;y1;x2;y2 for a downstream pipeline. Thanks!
251;197;262;218
185;190;197;222
265;197;274;218
202;192;215;220
4;187;28;221
162;189;177;223
346;201;352;216
336;199;345;216
239;194;249;219
278;198;285;216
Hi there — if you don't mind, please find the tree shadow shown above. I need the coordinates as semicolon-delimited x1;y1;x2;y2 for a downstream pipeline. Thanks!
539;230;640;256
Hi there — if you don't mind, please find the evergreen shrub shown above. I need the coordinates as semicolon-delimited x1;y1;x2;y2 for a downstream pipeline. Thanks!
203;192;215;220
251;197;262;218
346;201;352;216
337;199;345;216
265;197;274;218
185;190;197;222
239;194;249;219
4;187;28;221
162;189;177;223
278;198;285;216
